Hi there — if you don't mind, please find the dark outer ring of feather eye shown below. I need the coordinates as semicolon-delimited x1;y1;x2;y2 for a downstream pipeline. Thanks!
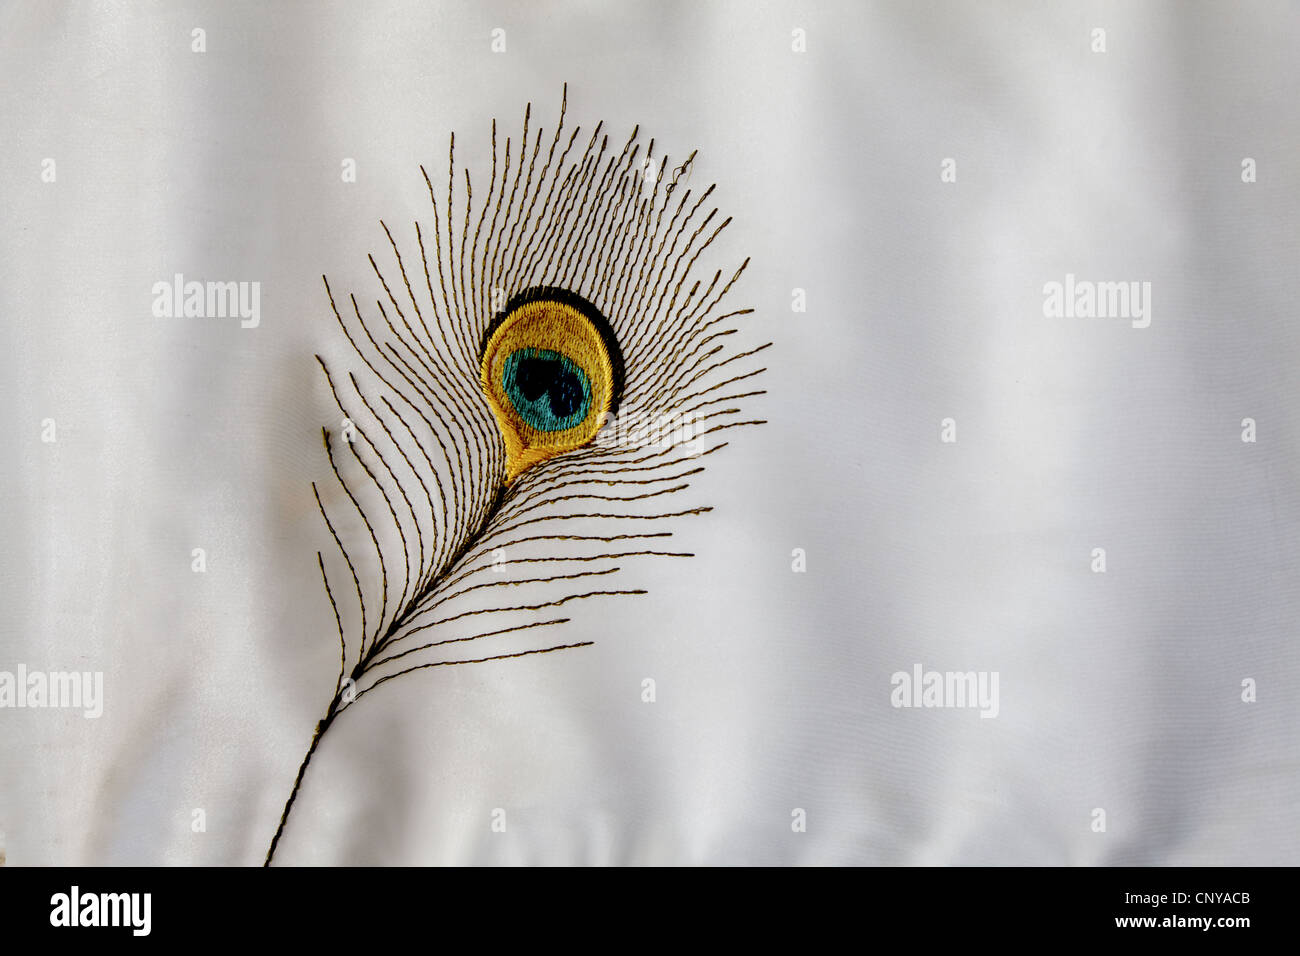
479;286;625;416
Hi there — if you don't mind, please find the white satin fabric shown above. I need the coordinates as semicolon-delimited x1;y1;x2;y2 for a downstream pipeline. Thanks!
2;1;1297;865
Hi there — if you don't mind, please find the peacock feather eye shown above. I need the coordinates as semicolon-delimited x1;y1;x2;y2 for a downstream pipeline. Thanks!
480;286;624;481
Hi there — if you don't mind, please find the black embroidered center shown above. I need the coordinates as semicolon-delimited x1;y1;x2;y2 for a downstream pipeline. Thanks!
516;356;584;419
502;348;593;432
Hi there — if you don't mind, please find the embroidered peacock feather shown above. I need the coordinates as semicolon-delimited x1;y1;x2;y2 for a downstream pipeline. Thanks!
265;86;769;864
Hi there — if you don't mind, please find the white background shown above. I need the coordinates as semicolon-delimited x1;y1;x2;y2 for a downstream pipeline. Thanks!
2;0;1297;865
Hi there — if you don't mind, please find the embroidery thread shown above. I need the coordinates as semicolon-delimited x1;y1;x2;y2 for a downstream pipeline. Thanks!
265;86;769;864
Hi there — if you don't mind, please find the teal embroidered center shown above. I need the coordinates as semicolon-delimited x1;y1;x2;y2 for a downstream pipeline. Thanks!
502;347;592;432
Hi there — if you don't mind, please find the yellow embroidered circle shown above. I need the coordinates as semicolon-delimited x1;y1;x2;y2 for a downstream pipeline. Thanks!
480;290;622;482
